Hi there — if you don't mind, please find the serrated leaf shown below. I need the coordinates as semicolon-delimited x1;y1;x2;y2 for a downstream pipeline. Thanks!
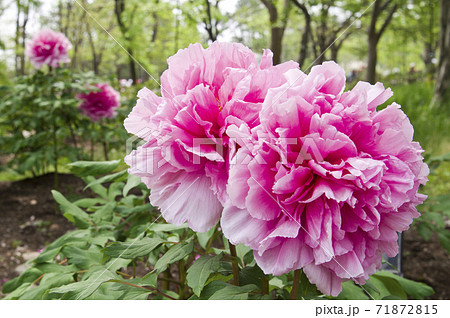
238;265;265;289
103;236;165;259
68;160;121;177
154;237;194;274
186;254;223;296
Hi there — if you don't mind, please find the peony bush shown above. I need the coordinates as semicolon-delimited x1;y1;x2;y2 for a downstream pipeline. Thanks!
0;29;127;178
2;42;435;300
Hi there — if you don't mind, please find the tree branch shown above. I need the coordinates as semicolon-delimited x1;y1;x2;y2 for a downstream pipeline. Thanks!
260;0;278;23
376;3;398;41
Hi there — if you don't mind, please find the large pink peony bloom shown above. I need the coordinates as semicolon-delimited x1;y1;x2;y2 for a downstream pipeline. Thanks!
77;83;120;121
124;42;298;232
25;29;72;69
221;61;429;296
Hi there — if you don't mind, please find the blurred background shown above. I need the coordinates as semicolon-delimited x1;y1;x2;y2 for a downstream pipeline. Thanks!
0;0;449;299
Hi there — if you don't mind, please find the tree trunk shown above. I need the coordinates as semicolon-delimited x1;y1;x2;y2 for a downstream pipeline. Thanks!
128;48;137;83
432;0;450;108
291;0;310;68
19;2;29;75
271;26;284;65
298;12;310;68
114;0;137;83
15;0;21;75
366;0;397;84
367;35;378;84
261;0;289;66
151;0;159;43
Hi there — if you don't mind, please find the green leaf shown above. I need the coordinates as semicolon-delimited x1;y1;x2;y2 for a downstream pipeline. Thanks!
3;283;32;300
108;281;153;300
123;174;142;197
34;263;77;274
208;282;257;300
154;237;194;274
84;170;127;190
186;254;223;296
370;274;407;300
34;230;89;263
50;270;116;300
20;273;75;300
2;267;42;293
336;281;370;300
84;176;108;199
438;232;450;253
148;223;189;232
374;271;434;299
107;276;157;300
103;236;165;259
417;222;433;241
196;225;216;249
52;190;90;229
62;246;103;268
74;198;107;208
68;160;121;177
92;202;115;223
238;265;265;289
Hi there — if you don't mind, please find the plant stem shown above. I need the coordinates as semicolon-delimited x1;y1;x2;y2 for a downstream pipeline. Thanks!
204;226;219;252
101;119;109;160
103;140;109;160
112;280;176;300
261;275;269;295
52;118;58;217
228;241;239;286
178;259;186;300
290;269;301;300
161;268;170;290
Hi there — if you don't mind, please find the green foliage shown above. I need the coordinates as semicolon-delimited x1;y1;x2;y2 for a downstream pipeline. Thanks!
0;68;119;176
335;271;434;300
1;160;436;300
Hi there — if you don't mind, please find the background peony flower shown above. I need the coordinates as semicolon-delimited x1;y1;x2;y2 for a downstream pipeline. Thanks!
77;83;120;121
124;42;298;232
25;28;72;69
221;61;429;296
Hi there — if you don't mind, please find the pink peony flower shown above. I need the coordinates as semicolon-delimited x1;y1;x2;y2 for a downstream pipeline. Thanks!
124;42;298;232
77;83;120;121
221;61;429;296
25;28;72;69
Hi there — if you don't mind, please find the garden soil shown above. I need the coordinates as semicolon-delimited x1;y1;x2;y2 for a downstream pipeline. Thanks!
0;174;449;299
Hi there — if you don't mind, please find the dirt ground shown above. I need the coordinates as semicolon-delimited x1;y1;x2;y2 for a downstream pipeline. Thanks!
0;174;449;299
